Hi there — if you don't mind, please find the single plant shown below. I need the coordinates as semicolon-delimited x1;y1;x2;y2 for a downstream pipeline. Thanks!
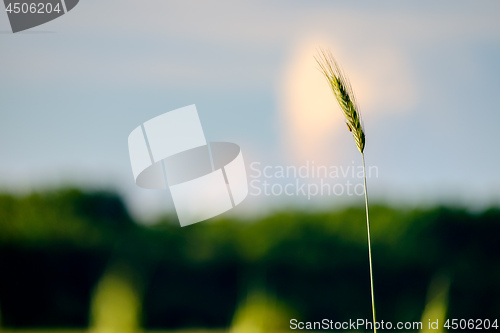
315;49;376;333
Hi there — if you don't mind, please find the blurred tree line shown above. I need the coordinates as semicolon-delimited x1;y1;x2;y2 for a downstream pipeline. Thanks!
0;189;499;330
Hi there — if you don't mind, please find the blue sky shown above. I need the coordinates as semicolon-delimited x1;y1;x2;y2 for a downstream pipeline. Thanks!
1;0;499;220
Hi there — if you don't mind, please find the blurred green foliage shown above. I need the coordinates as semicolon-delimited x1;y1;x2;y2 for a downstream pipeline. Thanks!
230;288;293;333
0;189;499;330
420;273;450;333
90;262;142;333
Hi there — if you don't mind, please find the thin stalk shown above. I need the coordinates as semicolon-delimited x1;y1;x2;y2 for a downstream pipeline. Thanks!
362;152;376;333
315;49;376;331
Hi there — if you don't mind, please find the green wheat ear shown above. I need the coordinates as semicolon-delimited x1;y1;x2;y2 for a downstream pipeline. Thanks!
315;48;377;333
314;49;365;153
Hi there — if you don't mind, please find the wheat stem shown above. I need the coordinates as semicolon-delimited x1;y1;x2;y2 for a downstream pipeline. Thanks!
315;48;376;333
362;152;376;333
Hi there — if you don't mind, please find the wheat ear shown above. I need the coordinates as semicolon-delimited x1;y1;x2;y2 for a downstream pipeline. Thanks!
315;49;376;333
